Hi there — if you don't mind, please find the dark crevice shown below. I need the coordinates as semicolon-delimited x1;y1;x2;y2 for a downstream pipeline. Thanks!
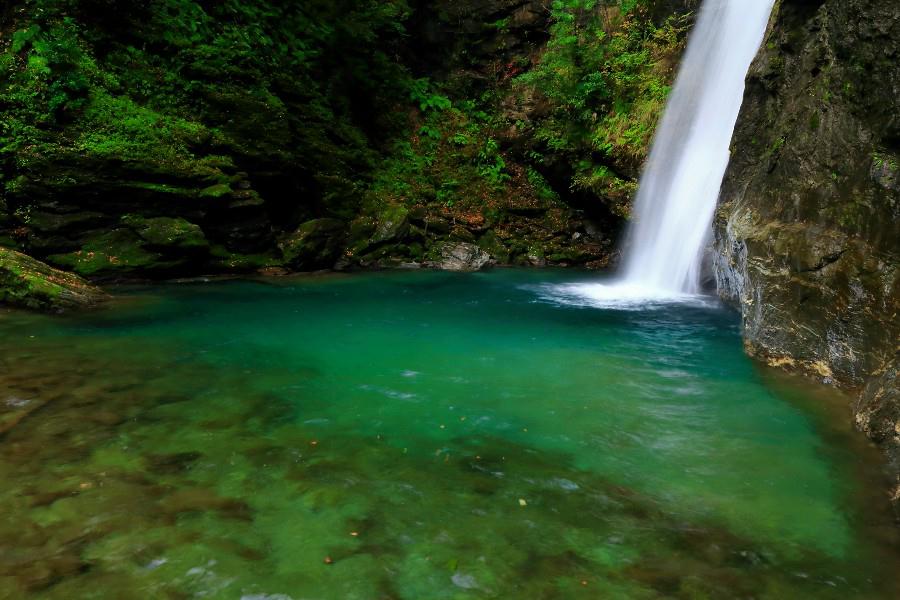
798;249;848;273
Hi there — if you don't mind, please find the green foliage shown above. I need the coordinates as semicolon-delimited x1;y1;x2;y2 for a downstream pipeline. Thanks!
366;96;527;218
0;0;415;215
436;180;459;207
477;138;511;189
489;18;511;31
526;168;559;202
873;152;898;171
515;0;689;215
0;0;689;255
410;78;452;112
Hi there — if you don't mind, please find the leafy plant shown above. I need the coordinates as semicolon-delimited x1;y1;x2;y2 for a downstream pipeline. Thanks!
514;0;689;215
410;78;452;112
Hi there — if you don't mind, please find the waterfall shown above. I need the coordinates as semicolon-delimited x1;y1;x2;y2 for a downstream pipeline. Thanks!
619;0;775;296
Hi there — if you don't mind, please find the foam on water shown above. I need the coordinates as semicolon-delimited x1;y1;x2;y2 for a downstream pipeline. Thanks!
528;281;716;311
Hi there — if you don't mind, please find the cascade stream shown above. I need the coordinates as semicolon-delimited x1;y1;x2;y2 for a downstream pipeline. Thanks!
621;0;775;297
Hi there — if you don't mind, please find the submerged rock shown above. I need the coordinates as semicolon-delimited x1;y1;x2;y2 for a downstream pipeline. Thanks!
438;242;492;272
0;247;107;311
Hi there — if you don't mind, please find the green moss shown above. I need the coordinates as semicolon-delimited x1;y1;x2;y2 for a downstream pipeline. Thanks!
477;230;510;263
372;205;410;243
47;230;164;276
27;210;104;233
74;92;209;164
209;245;282;271
1;245;106;310
121;215;208;250
809;112;821;131
0;0;415;226
200;183;233;199
278;218;346;268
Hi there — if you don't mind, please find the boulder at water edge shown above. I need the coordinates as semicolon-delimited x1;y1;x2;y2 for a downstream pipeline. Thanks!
438;243;492;272
0;246;108;311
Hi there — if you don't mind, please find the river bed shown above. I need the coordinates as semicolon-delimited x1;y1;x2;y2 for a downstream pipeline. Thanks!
0;270;897;599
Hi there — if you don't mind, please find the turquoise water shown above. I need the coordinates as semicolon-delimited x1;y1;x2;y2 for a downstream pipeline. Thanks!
0;269;896;598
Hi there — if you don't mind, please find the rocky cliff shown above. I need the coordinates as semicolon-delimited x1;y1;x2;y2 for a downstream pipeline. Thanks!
714;0;899;512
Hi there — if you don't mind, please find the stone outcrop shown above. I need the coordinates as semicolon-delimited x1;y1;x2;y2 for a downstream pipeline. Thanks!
437;242;492;272
278;219;347;270
714;0;899;512
0;246;107;311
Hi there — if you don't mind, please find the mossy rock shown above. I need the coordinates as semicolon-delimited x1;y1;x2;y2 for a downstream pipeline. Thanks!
372;206;410;244
209;245;283;271
423;216;451;234
200;183;233;199
28;211;107;234
121;215;209;251
477;230;510;263
278;218;347;269
47;230;168;276
347;217;377;252
449;225;476;243
0;246;107;311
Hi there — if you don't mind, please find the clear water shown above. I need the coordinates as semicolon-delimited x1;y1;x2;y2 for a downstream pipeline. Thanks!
0;270;897;599
623;0;775;293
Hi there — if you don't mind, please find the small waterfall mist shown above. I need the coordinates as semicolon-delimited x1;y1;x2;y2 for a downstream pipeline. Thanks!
620;0;775;296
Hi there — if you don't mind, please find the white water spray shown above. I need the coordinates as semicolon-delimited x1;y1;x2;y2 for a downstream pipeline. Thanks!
619;0;775;296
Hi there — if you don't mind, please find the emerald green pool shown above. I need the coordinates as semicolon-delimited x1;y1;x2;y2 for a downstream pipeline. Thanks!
0;270;897;598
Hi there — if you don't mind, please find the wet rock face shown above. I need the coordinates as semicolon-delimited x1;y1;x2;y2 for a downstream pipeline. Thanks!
0;247;107;311
715;0;899;508
855;362;900;516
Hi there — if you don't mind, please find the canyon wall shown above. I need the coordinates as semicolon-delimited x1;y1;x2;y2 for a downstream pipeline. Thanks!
714;0;899;511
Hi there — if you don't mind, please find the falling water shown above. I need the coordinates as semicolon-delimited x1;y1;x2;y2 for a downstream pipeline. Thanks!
619;0;775;296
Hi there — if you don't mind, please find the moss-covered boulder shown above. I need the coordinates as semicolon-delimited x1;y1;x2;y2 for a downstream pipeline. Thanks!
46;230;169;277
0;247;107;311
122;215;209;251
372;206;410;244
278;219;347;270
477;230;510;263
43;216;213;277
